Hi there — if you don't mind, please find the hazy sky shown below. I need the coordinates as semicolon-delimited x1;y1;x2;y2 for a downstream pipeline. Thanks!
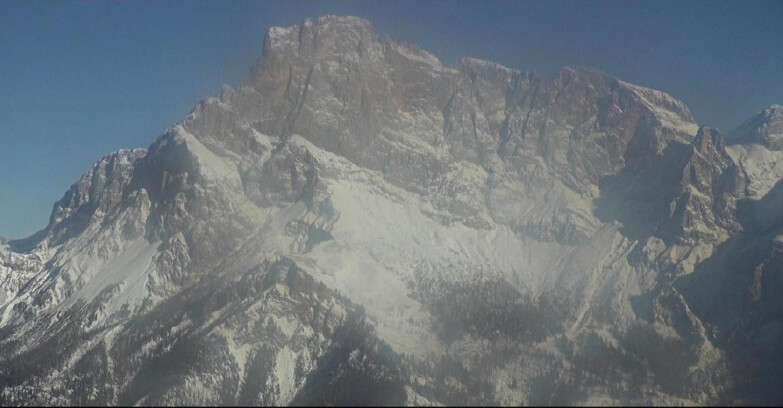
1;0;781;238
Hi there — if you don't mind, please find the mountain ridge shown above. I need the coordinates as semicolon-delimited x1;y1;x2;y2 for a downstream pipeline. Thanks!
1;15;782;406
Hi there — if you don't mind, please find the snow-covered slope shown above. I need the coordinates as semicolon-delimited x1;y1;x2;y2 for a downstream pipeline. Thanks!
1;15;781;406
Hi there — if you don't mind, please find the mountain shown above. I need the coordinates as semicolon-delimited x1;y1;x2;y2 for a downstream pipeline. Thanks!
729;104;783;150
1;15;781;405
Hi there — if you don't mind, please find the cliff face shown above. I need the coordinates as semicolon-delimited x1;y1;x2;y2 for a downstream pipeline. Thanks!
1;15;781;406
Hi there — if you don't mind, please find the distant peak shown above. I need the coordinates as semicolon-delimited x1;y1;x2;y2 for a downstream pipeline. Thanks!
755;104;783;119
728;104;783;150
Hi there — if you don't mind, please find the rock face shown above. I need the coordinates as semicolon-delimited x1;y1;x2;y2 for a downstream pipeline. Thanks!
0;15;781;405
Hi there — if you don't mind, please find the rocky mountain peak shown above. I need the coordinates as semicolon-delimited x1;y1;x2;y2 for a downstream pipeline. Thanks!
694;125;725;152
37;148;147;249
728;104;783;150
261;15;380;62
615;79;699;137
2;15;782;406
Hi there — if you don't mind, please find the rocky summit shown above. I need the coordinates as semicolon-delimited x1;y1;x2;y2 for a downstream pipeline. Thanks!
1;15;782;405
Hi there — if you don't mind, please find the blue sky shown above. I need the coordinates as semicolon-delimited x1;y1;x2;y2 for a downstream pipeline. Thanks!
1;0;781;239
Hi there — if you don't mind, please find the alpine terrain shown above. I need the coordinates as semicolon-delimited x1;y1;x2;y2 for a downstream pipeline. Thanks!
1;16;782;405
